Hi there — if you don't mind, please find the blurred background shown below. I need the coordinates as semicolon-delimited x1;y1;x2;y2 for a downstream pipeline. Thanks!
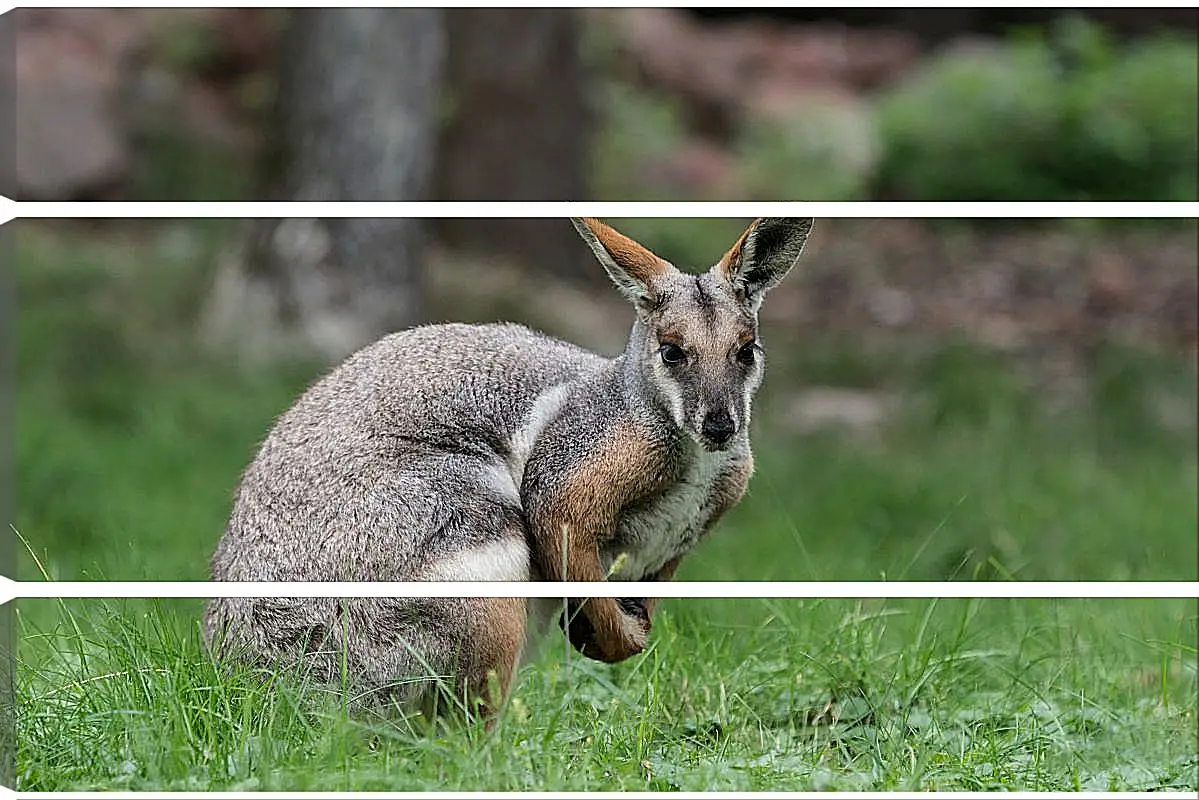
10;8;1199;585
14;8;1198;205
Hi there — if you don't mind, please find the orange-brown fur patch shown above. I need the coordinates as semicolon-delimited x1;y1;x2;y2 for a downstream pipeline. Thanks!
716;217;763;280
655;327;687;346
462;596;527;718
580;217;672;288
529;421;673;662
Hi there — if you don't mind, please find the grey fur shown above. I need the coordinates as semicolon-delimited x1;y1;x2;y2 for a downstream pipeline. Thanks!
205;218;814;713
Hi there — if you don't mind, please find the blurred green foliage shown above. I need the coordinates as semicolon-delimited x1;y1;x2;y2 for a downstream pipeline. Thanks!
736;99;878;202
130;129;255;202
876;18;1199;201
588;81;692;202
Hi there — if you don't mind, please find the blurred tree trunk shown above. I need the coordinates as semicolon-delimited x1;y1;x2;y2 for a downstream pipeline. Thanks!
434;9;598;285
204;9;445;364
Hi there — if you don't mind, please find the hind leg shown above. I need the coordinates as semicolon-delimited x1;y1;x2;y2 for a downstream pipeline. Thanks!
415;508;533;721
208;597;529;724
369;532;531;724
453;597;527;724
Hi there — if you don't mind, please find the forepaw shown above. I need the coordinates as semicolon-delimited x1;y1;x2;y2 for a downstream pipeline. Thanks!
559;598;650;662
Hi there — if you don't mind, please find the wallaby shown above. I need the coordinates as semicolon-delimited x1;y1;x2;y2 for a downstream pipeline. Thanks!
204;217;814;719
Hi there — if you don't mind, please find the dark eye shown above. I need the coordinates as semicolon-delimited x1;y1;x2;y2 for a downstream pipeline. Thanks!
659;343;687;365
736;341;758;366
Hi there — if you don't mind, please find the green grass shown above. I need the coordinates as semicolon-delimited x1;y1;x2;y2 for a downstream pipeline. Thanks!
17;597;1198;790
12;221;1199;790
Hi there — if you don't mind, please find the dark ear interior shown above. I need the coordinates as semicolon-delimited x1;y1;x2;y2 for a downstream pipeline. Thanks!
718;217;813;310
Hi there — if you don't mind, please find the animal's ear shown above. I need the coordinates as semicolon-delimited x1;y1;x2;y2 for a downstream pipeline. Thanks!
571;218;674;313
714;218;814;312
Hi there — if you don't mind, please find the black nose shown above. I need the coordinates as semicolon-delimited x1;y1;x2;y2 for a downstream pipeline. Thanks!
701;410;736;443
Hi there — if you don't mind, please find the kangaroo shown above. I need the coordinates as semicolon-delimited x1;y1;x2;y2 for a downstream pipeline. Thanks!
204;217;814;719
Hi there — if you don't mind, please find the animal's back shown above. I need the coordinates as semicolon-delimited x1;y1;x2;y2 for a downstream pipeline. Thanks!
209;322;608;584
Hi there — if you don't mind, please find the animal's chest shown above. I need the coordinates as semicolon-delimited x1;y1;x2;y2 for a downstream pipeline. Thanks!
602;451;730;581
